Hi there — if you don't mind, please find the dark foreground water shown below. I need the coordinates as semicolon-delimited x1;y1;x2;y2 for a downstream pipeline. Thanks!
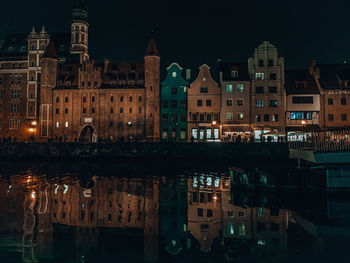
0;161;350;263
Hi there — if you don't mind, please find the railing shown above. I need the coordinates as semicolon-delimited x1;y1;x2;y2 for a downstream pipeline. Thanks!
289;141;350;152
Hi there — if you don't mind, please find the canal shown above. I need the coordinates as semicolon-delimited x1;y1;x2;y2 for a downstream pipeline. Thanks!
0;160;349;263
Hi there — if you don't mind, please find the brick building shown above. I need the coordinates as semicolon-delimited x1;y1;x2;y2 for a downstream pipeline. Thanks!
188;64;221;142
0;1;160;142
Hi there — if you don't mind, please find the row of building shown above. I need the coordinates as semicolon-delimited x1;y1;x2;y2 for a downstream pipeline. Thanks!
1;1;350;142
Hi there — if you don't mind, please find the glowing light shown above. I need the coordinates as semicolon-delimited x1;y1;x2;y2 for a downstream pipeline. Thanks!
63;185;69;194
212;121;217;126
29;128;34;133
54;184;59;194
31;121;37;126
301;120;306;125
213;195;218;201
31;191;36;199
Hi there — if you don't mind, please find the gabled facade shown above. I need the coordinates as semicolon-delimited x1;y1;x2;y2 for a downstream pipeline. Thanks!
188;64;220;142
160;63;188;142
248;41;286;141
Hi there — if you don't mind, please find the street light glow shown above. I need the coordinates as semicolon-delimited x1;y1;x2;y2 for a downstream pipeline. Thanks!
31;121;37;126
29;128;34;133
301;120;306;125
212;121;217;126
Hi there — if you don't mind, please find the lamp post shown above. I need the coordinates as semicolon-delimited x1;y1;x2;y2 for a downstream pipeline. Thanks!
28;121;37;142
301;120;307;142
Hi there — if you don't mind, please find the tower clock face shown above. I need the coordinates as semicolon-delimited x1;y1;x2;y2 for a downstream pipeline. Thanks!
172;72;177;78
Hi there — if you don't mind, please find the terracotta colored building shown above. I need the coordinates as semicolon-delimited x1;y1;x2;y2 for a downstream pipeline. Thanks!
188;65;221;142
0;1;160;142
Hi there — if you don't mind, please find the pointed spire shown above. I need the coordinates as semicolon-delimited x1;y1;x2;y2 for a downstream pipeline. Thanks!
145;38;159;57
31;27;36;34
43;41;57;59
41;26;46;34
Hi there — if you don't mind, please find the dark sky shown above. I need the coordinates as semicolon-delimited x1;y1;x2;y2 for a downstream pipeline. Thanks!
1;0;350;69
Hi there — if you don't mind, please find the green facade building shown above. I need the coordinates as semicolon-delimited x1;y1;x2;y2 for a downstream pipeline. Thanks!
160;63;189;142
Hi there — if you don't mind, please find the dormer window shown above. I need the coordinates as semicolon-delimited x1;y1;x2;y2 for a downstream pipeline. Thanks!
231;70;238;78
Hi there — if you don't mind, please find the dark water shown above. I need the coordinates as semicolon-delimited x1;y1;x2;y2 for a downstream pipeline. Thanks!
0;161;350;263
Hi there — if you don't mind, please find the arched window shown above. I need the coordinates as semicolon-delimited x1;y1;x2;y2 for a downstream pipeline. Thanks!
110;96;114;102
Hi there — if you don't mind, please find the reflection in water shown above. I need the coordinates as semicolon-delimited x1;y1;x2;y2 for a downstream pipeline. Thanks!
0;169;349;262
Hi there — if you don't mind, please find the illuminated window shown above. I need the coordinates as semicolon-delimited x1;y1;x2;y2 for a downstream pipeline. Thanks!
206;129;212;139
214;176;220;187
272;114;278;122
236;84;244;92
226;85;233;93
238;224;246;236
238;113;244;120
56;122;59;128
269;100;278;107
227;224;234;235
65;121;68;127
256;100;264;108
231;70;238;78
226;113;233;120
192;128;198;139
255;73;264;80
258;208;266;216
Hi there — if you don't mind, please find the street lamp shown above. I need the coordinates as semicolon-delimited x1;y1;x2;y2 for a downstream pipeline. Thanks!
301;120;307;142
28;121;37;142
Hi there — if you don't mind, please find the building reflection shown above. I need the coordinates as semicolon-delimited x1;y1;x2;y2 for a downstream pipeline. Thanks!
0;172;295;262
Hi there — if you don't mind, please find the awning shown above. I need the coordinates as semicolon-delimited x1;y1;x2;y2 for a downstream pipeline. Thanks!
262;130;286;136
286;124;321;132
222;126;251;133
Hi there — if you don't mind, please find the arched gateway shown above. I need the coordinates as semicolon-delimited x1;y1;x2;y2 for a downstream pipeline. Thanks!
79;125;98;143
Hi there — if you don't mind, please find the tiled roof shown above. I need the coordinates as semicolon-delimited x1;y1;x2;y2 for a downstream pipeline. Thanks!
285;69;320;95
145;38;159;57
43;41;58;59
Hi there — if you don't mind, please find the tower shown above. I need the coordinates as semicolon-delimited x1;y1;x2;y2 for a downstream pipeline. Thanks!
40;42;58;139
70;0;89;62
27;26;50;123
145;38;160;142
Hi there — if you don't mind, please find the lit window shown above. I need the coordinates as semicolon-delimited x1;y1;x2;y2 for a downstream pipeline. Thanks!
214;177;220;187
226;113;233;120
192;128;198;139
256;100;264;108
206;129;212;139
56;122;59;128
206;176;212;186
255;73;264;80
238;113;244;120
236;84;244;92
65;121;68;127
227;224;234;235
226;85;233;93
238;224;246;236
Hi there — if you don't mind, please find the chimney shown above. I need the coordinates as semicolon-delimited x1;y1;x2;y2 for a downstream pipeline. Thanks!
309;59;321;92
186;69;191;81
104;58;110;73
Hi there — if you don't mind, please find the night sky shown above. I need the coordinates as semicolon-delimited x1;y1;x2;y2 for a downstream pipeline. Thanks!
1;0;350;69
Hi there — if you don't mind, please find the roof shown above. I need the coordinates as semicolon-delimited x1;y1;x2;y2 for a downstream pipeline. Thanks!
145;38;159;57
0;33;27;58
285;69;320;95
318;63;350;90
218;61;250;81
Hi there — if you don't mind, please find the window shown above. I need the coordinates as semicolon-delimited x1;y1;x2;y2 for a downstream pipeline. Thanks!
180;100;187;108
238;113;244;120
129;96;133;102
197;100;202;107
200;224;209;230
227;224;234;235
341;98;347;105
64;97;69;103
328;98;333;105
256;86;264;93
65;121;69;128
231;70;238;78
255;114;261;122
192;114;197;121
272;114;278;122
92;96;95;102
162;114;168;121
269;86;277;93
226;113;233;120
236;98;243;106
206;128;212;139
192;128;198;139
256;73;264;80
200;114;204;121
65;108;68;114
11;104;18;112
264;114;269;121
258;208;266;216
56;122;59;128
206;100;211;106
56;97;59;103
171;87;177;95
200;87;208;93
271;223;279;232
109;121;113;128
197;208;203;217
258;60;264;67
120;108;123;113
292;96;314;104
162;100;168;108
180;114;186;122
226;99;233;106
268;60;274;66
82;81;85;87
226;85;233;93
92;108;96;114
56;108;59;114
109;107;114;114
341;114;347;121
83;96;86;103
328;114;334;121
139;107;142;114
269;100;278;107
9;119;20;129
171;114;177;122
129;107;132;113
120;96;123;102
88;82;91;87
291;112;313;120
171;100;177;108
11;90;20;99
227;211;234;217
270;73;277;80
236;84;244;93
238;211;245;217
256;100;264;108
207;209;213;217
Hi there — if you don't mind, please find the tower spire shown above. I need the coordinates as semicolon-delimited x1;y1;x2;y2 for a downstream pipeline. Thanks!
145;38;159;57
